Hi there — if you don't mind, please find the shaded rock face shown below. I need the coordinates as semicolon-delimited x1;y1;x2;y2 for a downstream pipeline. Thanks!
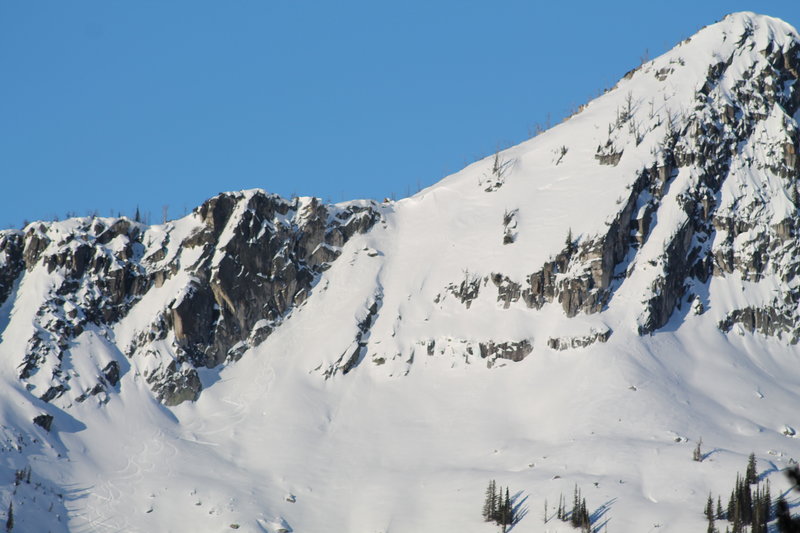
324;290;383;378
0;231;24;308
4;219;152;396
3;17;800;414
33;414;53;432
443;273;483;309
719;304;799;343
465;25;800;340
478;340;533;366
167;193;379;373
547;328;612;351
1;191;380;405
411;338;533;368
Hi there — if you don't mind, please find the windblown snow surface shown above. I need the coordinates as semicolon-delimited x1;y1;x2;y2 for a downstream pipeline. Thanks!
2;11;800;532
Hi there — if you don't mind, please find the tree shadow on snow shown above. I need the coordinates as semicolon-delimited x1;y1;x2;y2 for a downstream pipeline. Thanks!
506;490;529;531
779;489;800;510
60;482;94;504
701;447;722;462
590;497;617;532
759;460;781;482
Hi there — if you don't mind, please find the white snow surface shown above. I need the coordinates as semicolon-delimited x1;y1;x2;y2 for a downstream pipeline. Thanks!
1;11;800;532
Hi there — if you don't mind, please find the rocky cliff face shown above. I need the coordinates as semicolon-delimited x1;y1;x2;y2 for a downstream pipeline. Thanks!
433;12;800;341
1;13;800;411
0;191;381;405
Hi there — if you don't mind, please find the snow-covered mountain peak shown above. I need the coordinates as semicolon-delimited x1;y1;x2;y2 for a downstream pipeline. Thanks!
1;12;800;532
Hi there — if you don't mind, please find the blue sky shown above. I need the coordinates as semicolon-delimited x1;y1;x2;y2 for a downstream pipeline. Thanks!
1;1;798;228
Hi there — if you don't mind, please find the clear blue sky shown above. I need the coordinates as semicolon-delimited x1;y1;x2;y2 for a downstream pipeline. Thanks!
1;1;797;228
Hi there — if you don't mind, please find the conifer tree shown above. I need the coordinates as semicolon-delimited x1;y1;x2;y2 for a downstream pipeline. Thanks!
5;502;12;533
694;437;704;461
746;453;757;485
776;494;800;532
705;493;714;520
565;228;575;256
501;487;512;526
482;481;515;527
543;498;548;524
764;480;772;523
571;485;580;527
483;480;497;522
568;485;590;530
580;497;590;532
707;512;716;533
728;487;737;523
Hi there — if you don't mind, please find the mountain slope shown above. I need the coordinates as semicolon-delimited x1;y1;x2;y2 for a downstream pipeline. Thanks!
1;11;800;532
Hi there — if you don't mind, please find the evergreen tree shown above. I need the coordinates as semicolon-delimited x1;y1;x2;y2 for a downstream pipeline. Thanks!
580;497;590;532
543;498;548;524
571;485;580;527
501;487;512;526
694;437;704;461
746;453;758;485
5;502;12;533
482;480;497;522
568;485;590;530
714;469;772;532
707;513;716;533
764;480;772;523
566;228;574;252
482;481;515;527
777;494;800;532
740;475;753;524
750;480;771;533
727;488;736;523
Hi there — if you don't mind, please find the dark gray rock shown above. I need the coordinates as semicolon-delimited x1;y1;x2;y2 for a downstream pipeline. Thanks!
547;328;612;351
33;414;53;432
0;231;24;308
5;191;381;406
445;273;483;309
325;291;383;378
147;360;202;406
479;340;533;366
102;361;120;387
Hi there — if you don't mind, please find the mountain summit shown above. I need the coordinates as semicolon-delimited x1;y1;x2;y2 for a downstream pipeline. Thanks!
1;11;800;532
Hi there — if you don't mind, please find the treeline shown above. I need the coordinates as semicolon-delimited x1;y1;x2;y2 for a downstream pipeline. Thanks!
482;480;515;530
704;453;773;533
552;484;591;532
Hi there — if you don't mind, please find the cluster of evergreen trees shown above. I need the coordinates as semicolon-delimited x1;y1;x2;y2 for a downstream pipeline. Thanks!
704;453;772;533
552;485;591;532
776;464;800;532
482;480;515;530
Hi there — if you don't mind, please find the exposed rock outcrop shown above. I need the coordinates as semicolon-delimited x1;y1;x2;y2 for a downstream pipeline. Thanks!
547;328;612;351
3;191;381;405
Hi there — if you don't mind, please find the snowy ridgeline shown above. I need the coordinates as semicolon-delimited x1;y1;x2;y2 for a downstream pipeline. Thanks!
0;10;800;532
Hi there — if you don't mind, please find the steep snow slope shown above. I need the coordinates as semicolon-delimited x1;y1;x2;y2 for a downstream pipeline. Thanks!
1;11;800;532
